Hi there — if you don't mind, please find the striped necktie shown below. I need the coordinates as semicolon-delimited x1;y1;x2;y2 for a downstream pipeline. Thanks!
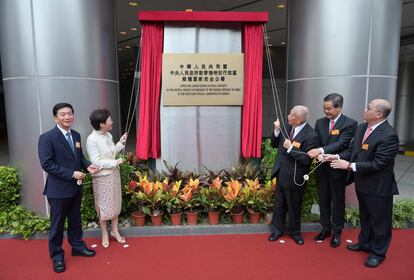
66;131;75;154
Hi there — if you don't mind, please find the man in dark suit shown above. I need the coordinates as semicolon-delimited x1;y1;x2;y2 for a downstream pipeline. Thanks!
38;103;98;273
268;105;319;245
307;93;357;247
327;99;399;268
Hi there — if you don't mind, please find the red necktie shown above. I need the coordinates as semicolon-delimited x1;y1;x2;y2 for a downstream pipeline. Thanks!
289;128;295;141
362;126;373;143
330;119;335;131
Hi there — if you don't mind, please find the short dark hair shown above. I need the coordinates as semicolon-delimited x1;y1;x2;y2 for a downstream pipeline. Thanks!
89;109;111;130
53;103;74;116
323;93;343;108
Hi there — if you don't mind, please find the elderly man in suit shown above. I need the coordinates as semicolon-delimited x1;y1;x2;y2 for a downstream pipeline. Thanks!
307;93;357;248
38;103;98;273
268;105;319;245
326;99;399;268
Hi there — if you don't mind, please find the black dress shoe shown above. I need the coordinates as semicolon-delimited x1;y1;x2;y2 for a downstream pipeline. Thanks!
347;243;370;252
330;234;341;248
53;260;65;273
290;234;304;245
365;256;384;268
72;248;96;257
314;229;331;241
268;233;282;242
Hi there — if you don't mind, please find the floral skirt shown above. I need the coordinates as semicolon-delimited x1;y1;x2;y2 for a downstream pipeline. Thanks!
92;170;122;221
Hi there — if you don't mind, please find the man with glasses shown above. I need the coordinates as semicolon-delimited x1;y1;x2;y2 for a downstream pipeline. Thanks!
325;99;399;268
38;103;99;273
308;93;357;248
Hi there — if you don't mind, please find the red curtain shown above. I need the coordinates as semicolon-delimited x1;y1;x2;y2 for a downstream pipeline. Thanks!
242;24;263;158
136;23;163;159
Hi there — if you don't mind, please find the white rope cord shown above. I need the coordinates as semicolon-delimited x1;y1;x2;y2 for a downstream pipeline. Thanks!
122;29;144;155
263;24;290;139
263;25;322;186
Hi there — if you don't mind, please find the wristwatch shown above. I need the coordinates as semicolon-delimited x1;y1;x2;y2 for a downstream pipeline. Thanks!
347;163;352;171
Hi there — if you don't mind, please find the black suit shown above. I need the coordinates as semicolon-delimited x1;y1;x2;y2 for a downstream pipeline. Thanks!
270;123;319;236
339;121;399;260
38;126;90;261
315;114;357;233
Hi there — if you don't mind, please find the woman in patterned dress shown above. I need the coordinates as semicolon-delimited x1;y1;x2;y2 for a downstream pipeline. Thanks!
86;109;127;248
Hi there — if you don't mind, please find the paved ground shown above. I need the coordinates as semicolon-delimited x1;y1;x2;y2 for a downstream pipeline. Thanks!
394;154;414;200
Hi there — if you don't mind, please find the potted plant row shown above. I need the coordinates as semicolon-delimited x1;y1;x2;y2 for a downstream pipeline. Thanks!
126;168;276;226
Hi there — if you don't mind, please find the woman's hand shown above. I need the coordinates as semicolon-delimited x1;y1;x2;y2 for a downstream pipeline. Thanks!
119;133;128;145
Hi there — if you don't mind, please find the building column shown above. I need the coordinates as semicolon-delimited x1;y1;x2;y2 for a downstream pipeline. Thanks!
0;0;120;215
286;0;402;125
286;0;402;208
395;61;414;150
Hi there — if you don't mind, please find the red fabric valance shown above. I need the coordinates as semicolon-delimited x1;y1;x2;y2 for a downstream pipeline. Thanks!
136;23;163;159
241;23;263;158
139;11;268;23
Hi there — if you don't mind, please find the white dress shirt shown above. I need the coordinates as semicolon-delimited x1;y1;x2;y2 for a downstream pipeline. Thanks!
86;130;125;176
319;113;342;155
274;122;307;153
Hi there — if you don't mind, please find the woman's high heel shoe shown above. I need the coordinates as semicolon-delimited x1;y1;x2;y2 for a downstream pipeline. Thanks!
110;231;126;244
102;236;110;248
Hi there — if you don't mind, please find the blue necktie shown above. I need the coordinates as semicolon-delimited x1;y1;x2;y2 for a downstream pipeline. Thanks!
66;131;75;154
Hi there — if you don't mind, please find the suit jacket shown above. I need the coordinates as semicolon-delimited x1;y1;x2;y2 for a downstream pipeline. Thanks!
339;121;399;197
271;123;320;189
315;114;357;180
38;126;90;198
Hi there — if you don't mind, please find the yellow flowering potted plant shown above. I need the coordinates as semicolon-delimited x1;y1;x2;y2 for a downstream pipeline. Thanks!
263;178;277;224
165;180;183;225
127;172;150;226
199;177;224;225
221;179;245;224
134;178;166;226
179;178;201;225
242;178;265;224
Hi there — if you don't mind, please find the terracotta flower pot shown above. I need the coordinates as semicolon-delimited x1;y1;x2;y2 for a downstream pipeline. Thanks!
169;212;182;226
185;211;198;225
131;210;146;226
150;211;163;226
208;211;220;225
248;211;261;224
231;209;244;224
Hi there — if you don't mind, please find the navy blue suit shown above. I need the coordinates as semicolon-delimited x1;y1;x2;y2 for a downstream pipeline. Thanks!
38;126;90;261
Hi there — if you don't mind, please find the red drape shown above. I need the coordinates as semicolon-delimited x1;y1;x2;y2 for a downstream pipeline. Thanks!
242;24;263;158
136;23;163;159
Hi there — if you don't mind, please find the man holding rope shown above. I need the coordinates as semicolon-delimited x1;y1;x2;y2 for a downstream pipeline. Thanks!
268;105;319;245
